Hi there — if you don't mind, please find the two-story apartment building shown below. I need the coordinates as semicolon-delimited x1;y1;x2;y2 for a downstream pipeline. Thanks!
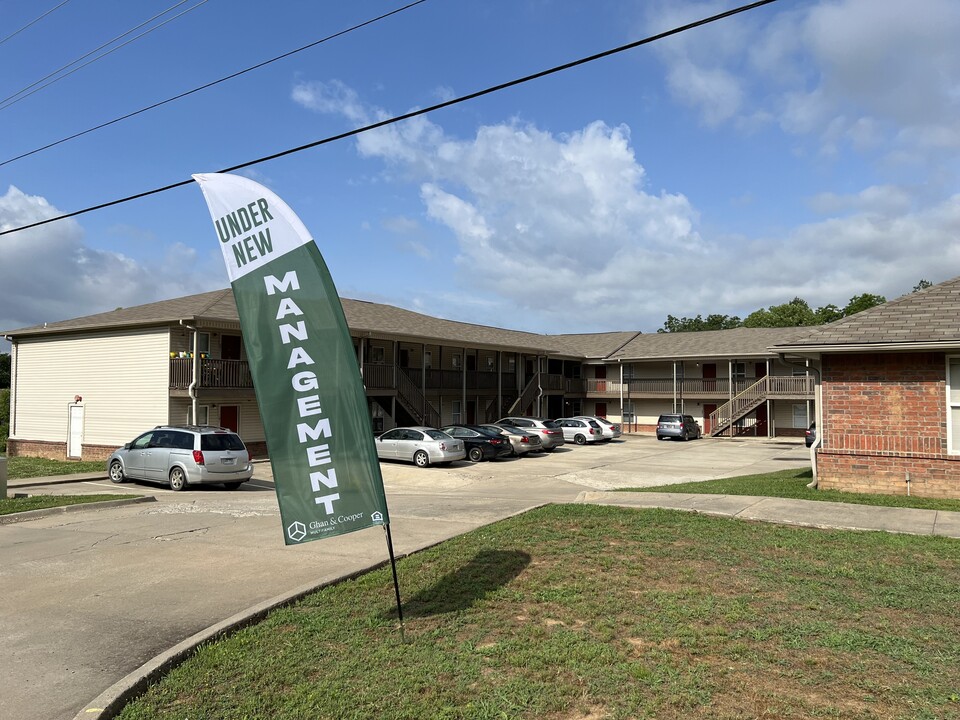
3;289;816;461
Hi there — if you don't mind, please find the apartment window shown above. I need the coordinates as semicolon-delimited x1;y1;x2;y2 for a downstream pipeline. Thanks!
197;333;211;355
370;346;385;364
792;403;808;429
424;351;432;369
452;353;462;369
731;362;746;380
948;357;960;454
197;405;210;425
451;400;462;424
507;355;516;371
486;356;495;370
622;400;635;421
622;364;635;380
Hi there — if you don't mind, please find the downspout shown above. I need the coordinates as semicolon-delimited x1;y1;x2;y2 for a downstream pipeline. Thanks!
779;353;822;488
4;336;16;437
618;358;624;426
179;320;198;425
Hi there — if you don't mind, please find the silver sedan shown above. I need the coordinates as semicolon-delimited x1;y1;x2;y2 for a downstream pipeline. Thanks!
375;426;465;467
480;424;543;456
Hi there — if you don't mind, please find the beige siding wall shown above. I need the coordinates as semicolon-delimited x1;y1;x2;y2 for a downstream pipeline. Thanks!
11;329;170;447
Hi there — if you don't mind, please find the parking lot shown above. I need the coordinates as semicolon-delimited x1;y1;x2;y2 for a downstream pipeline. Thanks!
3;434;810;720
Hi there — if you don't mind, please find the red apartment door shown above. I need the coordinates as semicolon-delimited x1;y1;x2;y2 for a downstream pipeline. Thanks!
703;404;717;435
219;405;239;433
595;365;606;392
755;404;768;436
703;363;716;391
596;402;607;418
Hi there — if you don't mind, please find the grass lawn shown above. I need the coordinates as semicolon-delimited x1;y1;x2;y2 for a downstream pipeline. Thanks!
0;494;131;515
5;456;105;479
619;468;960;513
118;505;960;720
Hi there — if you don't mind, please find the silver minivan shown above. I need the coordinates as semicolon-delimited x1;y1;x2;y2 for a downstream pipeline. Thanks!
107;425;254;491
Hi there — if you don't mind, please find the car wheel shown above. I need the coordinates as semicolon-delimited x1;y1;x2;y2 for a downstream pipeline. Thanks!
413;450;430;468
108;460;125;483
168;467;188;491
682;431;689;441
468;446;484;462
223;482;242;490
574;434;587;445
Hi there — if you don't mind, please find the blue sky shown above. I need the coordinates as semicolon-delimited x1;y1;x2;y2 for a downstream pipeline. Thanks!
2;0;959;351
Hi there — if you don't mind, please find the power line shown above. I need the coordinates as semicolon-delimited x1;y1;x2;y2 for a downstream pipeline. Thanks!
0;0;73;47
0;0;429;168
0;0;780;239
0;0;209;111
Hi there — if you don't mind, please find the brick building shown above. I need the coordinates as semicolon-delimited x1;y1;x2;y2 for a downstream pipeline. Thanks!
774;277;960;499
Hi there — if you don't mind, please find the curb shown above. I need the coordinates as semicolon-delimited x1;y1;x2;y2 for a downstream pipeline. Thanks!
71;503;549;720
0;496;156;524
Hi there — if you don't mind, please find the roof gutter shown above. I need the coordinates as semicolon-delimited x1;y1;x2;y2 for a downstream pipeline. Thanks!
774;340;960;354
779;353;821;488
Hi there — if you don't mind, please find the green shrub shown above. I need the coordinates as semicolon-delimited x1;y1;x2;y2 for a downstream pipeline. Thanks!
0;388;9;454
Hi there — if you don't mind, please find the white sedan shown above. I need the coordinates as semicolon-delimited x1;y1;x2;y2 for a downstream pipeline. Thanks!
375;426;466;467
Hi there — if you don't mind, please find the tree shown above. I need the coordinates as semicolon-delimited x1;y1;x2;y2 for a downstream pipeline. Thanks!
842;293;886;316
814;303;844;324
743;297;817;328
658;313;742;333
913;279;933;293
0;353;9;389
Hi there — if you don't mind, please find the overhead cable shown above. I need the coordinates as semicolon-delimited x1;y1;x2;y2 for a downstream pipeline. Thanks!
0;0;779;238
0;0;209;111
0;0;429;168
0;0;73;47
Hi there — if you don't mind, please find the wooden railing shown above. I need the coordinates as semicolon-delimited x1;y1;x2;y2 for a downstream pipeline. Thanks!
170;358;253;389
583;375;815;399
395;368;441;427
709;376;814;436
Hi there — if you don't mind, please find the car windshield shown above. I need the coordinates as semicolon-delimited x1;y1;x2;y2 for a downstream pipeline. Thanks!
200;433;245;451
425;429;449;440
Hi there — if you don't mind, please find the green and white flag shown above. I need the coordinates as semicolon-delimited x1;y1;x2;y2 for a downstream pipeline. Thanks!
193;172;389;545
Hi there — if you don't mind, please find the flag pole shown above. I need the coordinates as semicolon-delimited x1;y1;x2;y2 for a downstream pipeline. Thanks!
383;522;405;641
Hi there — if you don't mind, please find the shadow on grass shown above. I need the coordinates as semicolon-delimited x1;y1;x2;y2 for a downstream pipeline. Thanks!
391;549;531;618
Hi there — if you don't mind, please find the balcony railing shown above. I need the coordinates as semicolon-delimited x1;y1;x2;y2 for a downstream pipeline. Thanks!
582;376;814;399
170;357;253;390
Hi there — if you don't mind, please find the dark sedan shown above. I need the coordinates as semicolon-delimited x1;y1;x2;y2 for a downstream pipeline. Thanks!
440;424;514;462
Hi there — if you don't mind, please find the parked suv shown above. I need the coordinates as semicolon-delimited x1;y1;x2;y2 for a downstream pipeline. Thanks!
656;414;702;441
107;425;254;491
496;416;566;450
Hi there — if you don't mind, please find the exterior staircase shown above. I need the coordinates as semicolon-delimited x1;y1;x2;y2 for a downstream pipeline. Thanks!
395;369;441;428
506;373;540;416
708;376;814;436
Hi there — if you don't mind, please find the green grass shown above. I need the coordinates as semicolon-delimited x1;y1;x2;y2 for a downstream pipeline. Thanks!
619;468;960;512
4;456;105;479
0;494;132;515
118;505;960;720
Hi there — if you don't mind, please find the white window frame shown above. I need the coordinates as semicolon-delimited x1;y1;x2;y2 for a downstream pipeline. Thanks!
947;356;960;455
197;405;210;426
451;400;462;424
486;355;495;370
452;353;462;369
370;346;385;364
792;403;807;429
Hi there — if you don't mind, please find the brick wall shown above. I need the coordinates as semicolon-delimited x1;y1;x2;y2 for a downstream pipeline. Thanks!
817;352;960;498
6;439;115;462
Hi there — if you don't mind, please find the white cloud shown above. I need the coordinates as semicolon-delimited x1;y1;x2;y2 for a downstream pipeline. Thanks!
295;82;960;333
0;186;224;338
646;0;960;161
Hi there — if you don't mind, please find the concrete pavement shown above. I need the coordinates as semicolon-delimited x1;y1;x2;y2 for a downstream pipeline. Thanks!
2;436;958;720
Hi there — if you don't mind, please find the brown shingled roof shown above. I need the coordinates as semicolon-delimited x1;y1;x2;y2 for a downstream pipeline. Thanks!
773;275;960;351
613;326;818;360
